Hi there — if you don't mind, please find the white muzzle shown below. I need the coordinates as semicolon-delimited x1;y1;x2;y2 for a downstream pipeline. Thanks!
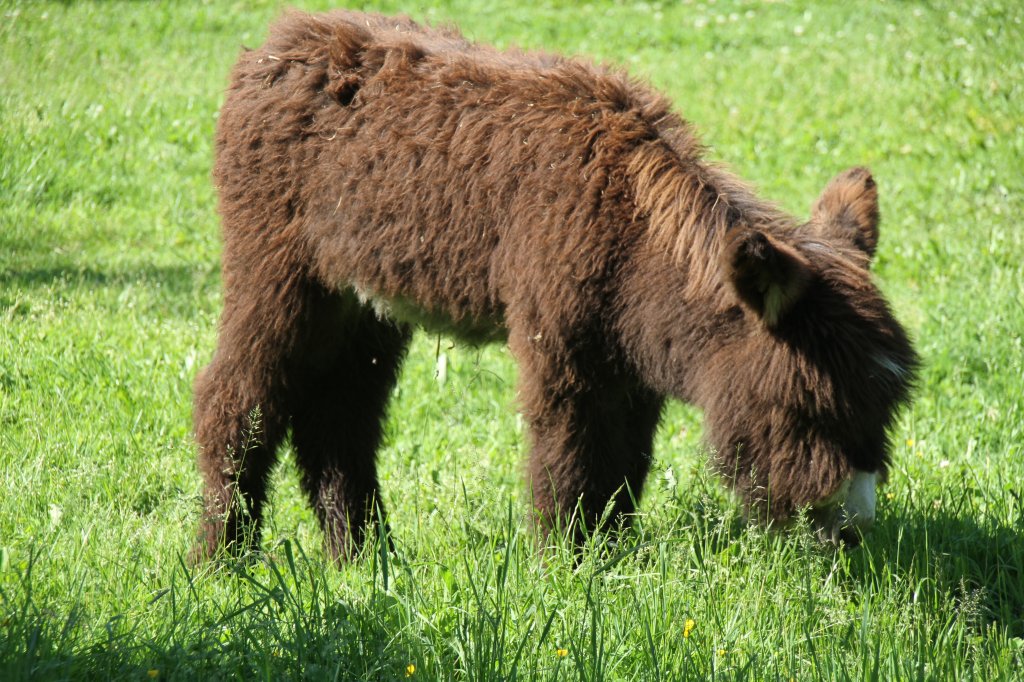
813;470;878;546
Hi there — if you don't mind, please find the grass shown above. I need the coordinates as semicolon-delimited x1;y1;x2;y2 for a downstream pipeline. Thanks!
1;0;1022;678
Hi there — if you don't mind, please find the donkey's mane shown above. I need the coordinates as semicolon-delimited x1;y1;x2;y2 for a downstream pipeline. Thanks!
627;125;798;291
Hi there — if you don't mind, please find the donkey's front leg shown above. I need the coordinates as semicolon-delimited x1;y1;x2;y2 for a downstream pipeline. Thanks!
520;375;663;546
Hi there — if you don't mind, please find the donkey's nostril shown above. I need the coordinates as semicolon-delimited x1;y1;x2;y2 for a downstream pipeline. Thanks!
837;525;863;548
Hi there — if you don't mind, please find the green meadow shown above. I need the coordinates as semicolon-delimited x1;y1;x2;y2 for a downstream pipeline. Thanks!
1;0;1022;678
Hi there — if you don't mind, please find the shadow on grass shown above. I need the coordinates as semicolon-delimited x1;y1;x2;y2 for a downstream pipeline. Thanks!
0;264;221;323
0;263;219;296
853;507;1024;637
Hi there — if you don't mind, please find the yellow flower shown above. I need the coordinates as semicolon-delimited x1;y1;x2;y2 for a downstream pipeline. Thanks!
683;618;696;638
906;438;915;447
717;648;727;657
556;648;569;658
405;663;415;677
147;671;159;679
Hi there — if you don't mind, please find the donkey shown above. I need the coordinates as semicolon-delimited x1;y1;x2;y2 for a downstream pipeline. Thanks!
192;9;917;562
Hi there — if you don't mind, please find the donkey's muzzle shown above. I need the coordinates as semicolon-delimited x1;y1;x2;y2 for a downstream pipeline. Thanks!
812;470;878;547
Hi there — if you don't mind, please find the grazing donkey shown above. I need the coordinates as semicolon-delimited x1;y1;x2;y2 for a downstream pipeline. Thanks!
193;9;917;561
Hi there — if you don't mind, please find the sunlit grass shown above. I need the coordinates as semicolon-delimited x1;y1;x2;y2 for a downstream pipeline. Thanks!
1;0;1022;679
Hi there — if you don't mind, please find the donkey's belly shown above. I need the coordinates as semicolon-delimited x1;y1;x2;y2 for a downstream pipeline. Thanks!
351;283;507;345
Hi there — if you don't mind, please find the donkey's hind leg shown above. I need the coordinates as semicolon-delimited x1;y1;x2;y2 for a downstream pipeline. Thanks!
191;268;314;563
288;294;411;562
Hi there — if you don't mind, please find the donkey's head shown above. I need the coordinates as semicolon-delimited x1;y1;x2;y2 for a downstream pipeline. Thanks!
706;167;917;544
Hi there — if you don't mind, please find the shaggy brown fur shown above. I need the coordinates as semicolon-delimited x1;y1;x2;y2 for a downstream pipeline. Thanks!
193;9;918;561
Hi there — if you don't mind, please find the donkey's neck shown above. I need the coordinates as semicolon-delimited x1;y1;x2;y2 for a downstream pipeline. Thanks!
611;235;749;404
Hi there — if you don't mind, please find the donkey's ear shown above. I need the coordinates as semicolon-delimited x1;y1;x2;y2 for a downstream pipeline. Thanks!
720;229;812;327
812;166;880;259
